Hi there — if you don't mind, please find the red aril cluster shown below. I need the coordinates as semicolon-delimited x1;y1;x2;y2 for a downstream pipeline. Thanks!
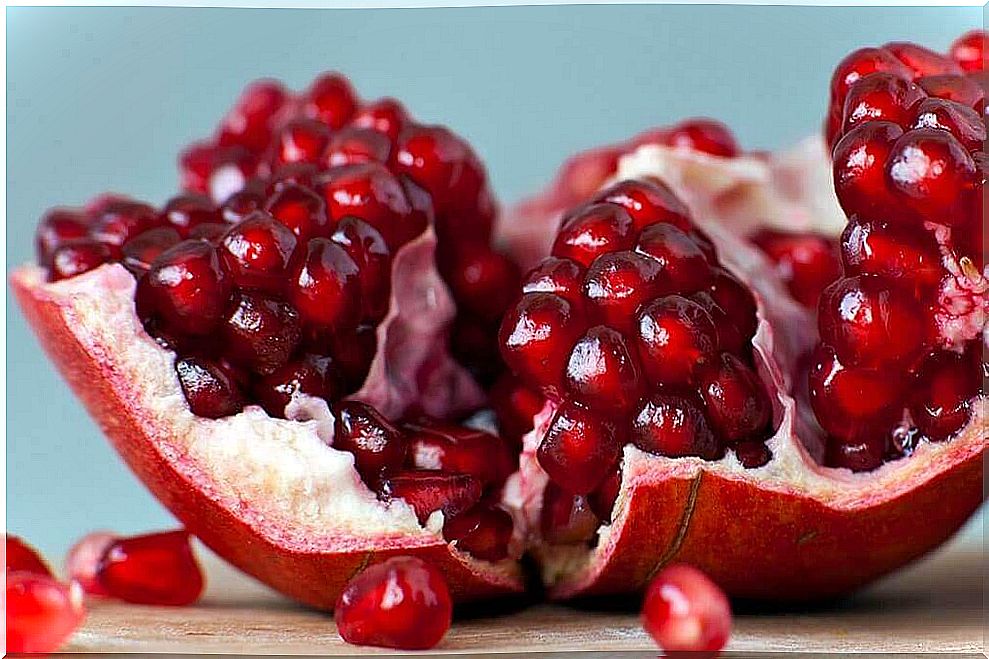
813;33;987;471
500;178;775;539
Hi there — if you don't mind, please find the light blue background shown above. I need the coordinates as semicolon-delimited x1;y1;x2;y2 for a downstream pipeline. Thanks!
7;5;982;557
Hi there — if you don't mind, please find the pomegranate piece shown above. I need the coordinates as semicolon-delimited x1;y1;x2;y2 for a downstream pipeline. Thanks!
499;292;584;396
96;530;204;606
404;420;515;489
140;239;231;336
582;250;664;334
642;565;731;658
565;325;643;412
6;535;52;576
218;79;290;151
334;557;452;650
267;118;331;167
520;256;585;303
265;182;330;242
839;218;943;292
6;572;86;654
537;401;621;495
219;210;298;294
443;505;513;562
220;292;301;375
841;72;926;132
635;223;714;294
886;128;977;226
65;531;118;596
751;229;842;308
332;401;407;480
89;198;157;256
696;353;772;444
175;356;244;419
832;121;908;224
380;472;482;525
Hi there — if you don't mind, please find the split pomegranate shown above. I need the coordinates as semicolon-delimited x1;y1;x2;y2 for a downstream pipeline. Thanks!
642;564;731;659
6;534;52;577
6;572;86;654
334;556;452;650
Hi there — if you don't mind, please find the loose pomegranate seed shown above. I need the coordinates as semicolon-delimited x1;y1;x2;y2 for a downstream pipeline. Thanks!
218;79;289;152
254;354;341;417
818;275;926;368
593;178;691;232
220;292;301;375
537;401;621;495
664;118;740;158
884;41;963;78
65;531;118;595
325;127;391;167
175;356;244;418
159;194;221;238
642;564;731;658
565;325;643;412
635;223;714;294
825;435;887;472
841;73;926;133
334;557;452;651
443;505;513;561
582;251;663;334
287;237;362;331
499;292;584;397
632;393;721;459
751;230;842;308
268;118;331;167
332;401;407;479
488;373;544;447
909;349;980;442
351;98;409;142
6;572;85;654
35;208;89;266
380;472;482;524
6;535;52;576
140;240;231;336
265;182;330;242
587;467;621;522
404;420;515;490
96;530;204;606
521;256;586;304
121;227;182;276
49;238;111;282
832;121;909;224
303;72;357;129
839;219;944;292
439;244;521;323
949;30;987;72
695;352;772;444
218;210;298;294
552;203;636;268
540;482;600;545
635;296;718;387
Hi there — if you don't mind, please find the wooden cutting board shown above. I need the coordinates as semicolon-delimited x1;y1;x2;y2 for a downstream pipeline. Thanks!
64;536;983;655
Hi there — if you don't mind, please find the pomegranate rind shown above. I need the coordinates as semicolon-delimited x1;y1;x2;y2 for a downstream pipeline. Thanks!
11;230;520;609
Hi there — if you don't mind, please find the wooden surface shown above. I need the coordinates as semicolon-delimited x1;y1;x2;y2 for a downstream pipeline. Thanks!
63;536;984;656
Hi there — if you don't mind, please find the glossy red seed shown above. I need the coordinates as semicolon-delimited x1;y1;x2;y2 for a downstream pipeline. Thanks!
917;75;985;110
220;186;266;224
696;352;772;444
520;256;586;305
540;482;600;545
664;118;740;158
254;354;341;418
635;223;714;294
751;229;842;308
380;472;482;525
582;251;663;334
949;30;987;72
97;530;204;606
89;198;157;256
593;178;692;232
219;210;297;294
911;98;986;150
587;467;621;522
331;217;392;323
265;182;330;242
842;72;926;133
220;292;301;375
36;208;89;266
175;357;244;418
334;557;452;651
887;128;978;226
707;269;758;345
287;237;362;331
442;505;513;561
6;572;85;654
332;401;406;479
6;535;52;576
884;41;963;78
303;72;357;129
825;435;887;472
203;146;258;203
564;325;643;412
325;126;391;167
818;275;927;368
829;47;914;116
832;121;910;224
635;295;718;386
121;227;182;276
351;98;409;142
326;324;378;389
498;292;585;397
268;118;331;167
392;124;483;219
839;218;944;291
440;244;521;323
49;239;111;282
218;79;289;152
159;194;220;238
552;203;636;268
404;420;515;489
690;292;746;356
734;441;772;469
142;240;231;335
909;350;979;441
631;393;721;459
537;401;621;495
65;531;118;596
488;373;544;447
642;565;731;658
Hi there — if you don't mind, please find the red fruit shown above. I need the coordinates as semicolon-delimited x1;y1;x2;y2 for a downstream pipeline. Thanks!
565;325;643;412
818;275;926;368
404;420;515;489
254;354;341;417
334;557;452;651
159;194;221;238
218;79;289;151
287;237;362;331
332;401;407;479
832;121;908;224
443;505;514;561
303;72;358;129
268;118;331;167
499;292;584;396
593;178;691;232
839;219;944;292
949;30;987;72
96;530;204;606
265;183;330;242
537;401;621;495
841;73;926;133
175;356;245;419
556;146;623;202
884;41;962;78
219;210;298;294
642;565;731;658
6;535;52;576
380;472;483;525
65;531;118;595
751;230;842;308
220;292;302;375
220;186;266;224
122;227;182;276
909;350;980;442
635;223;714;294
632;393;721;459
49;238;111;282
552;203;636;268
540;483;600;545
6;572;86;654
140;240;231;336
582;251;663;334
325;126;391;167
635;295;718;386
351;98;409;142
707;269;758;345
35;208;89;266
734;441;772;469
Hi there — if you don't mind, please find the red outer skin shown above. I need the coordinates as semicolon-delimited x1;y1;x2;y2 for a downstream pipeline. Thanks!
11;268;522;609
546;433;985;601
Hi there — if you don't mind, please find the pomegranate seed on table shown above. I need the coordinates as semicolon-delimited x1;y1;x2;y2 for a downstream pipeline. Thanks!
6;571;86;654
65;531;119;595
6;534;52;576
642;564;732;658
334;557;452;650
95;530;204;606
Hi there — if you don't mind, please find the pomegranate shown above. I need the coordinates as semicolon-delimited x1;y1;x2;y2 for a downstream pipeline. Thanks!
334;556;452;650
642;564;731;658
13;71;522;609
6;572;86;654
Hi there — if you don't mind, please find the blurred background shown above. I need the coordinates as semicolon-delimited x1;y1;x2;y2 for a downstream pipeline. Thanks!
7;4;982;557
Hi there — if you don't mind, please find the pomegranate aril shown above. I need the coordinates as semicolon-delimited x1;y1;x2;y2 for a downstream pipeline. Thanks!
664;118;740;157
6;535;52;576
552;203;636;268
707;269;758;345
220;292;301;375
332;401;406;479
159;194;220;238
439;244;521;323
96;530;204;606
826;435;887;472
6;571;85;654
839;218;944;292
265;182;330;242
557;146;623;200
175;356;244;419
635;223;714;294
325;126;391;167
635;295;718;387
287;237;362;331
254;354;341;418
642;564;731;658
499;292;584;396
564;325;643;413
121;227;182;276
829;47;914;116
326;324;377;389
832;121;909;224
220;186;266;224
632;392;722;459
36;208;89;266
141;240;231;336
587;467;621;523
909;350;980;442
330;217;392;323
582;250;663;334
266;162;320;194
218;79;289;152
917;75;985;111
691;291;746;356
380;472;482;525
89;198;157;256
521;256;586;304
911;98;986;152
949;30;987;72
884;41;963;78
540;482;599;545
334;556;452;651
734;441;772;469
841;72;926;133
268;118;331;167
696;352;772;444
303;72;357;129
488;373;544;447
49;238;111;282
442;505;513;561
65;531;118;596
404;420;515;489
537;401;621;495
593;178;691;232
751;229;842;308
351;98;409;141
200;146;258;203
219;210;297;294
188;222;228;243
